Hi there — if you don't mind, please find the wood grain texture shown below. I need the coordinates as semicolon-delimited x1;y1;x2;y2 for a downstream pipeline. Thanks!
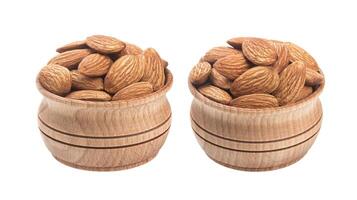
38;116;171;147
192;116;321;151
41;132;168;171
37;69;173;171
189;74;324;171
198;133;318;171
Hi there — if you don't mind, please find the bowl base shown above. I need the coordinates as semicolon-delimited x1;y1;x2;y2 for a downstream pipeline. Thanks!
208;154;306;172
53;154;157;171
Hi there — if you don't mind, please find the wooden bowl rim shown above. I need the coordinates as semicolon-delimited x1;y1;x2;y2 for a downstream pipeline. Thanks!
188;69;324;113
37;68;173;108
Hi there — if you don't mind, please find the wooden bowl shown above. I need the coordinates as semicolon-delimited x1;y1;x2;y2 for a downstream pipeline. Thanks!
37;69;173;171
189;77;324;171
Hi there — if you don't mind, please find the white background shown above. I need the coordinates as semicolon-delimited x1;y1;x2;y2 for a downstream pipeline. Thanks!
0;0;356;199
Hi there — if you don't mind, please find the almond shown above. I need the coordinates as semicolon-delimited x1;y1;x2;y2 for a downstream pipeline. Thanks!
117;43;143;56
161;59;168;68
287;42;319;71
230;66;279;97
48;49;92;68
40;35;170;102
78;53;113;77
273;61;306;105
104;55;144;94
112;82;153;101
227;37;256;49
296;86;313;102
269;41;290;74
66;90;111;101
210;68;231;90
189;62;212;85
71;70;103;90
242;38;277;65
86;35;126;54
230;94;279;108
192;36;324;108
306;68;324;86
213;53;251;80
198;85;232;105
56;40;88;53
202;47;240;63
141;48;166;91
39;64;72;96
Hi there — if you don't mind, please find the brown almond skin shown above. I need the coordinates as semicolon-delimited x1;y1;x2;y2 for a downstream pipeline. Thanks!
230;94;279;109
78;53;113;77
86;35;126;54
56;40;88;53
230;66;280;97
202;47;241;63
269;40;290;74
104;55;144;94
242;38;277;65
213;53;251;80
296;86;313;102
189;62;212;85
306;68;324;86
141;48;166;91
286;42;319;71
48;49;92;68
210;68;231;90
227;37;256;49
112;82;153;101
162;59;168;68
273;61;306;105
198;85;232;105
71;70;104;90
117;43;143;56
66;90;111;101
39;64;72;96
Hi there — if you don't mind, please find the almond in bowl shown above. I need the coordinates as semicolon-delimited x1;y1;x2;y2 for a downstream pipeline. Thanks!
189;37;324;171
37;35;172;171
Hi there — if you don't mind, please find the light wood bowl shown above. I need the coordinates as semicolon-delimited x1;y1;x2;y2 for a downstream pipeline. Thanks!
189;77;324;171
37;69;173;171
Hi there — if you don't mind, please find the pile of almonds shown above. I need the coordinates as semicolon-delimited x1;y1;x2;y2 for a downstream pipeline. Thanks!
38;35;168;101
190;37;324;108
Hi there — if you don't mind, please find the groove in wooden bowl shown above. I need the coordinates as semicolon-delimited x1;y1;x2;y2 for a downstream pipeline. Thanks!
37;69;173;171
189;75;324;171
